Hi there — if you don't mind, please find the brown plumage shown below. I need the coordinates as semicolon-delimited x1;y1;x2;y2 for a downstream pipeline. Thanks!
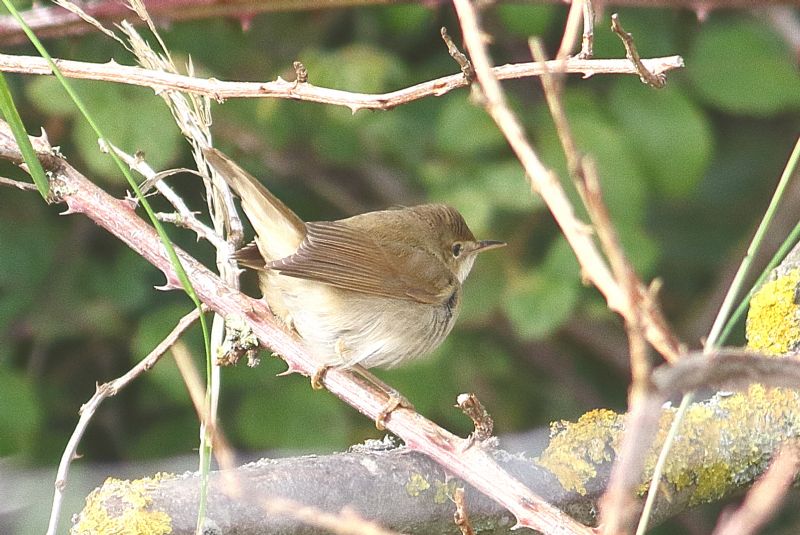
204;147;504;369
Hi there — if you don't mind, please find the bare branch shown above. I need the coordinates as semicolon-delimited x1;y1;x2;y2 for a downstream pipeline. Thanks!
0;175;37;190
0;52;683;112
46;308;202;535
452;0;683;364
611;14;666;88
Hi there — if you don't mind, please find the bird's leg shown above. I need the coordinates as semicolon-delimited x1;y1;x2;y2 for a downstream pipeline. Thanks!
311;337;348;389
351;364;414;430
310;365;331;390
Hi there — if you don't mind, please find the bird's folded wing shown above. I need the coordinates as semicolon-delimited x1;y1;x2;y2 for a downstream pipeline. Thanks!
268;221;453;305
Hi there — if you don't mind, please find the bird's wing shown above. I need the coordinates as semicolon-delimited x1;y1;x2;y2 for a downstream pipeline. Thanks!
268;221;453;304
204;147;305;260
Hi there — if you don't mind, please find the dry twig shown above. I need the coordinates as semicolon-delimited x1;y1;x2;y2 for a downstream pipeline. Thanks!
45;308;202;535
712;442;800;535
610;14;666;88
453;487;476;535
456;393;494;444
451;0;682;366
0;52;683;112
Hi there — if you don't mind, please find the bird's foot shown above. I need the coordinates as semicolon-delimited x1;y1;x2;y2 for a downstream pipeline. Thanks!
311;365;331;390
375;391;414;430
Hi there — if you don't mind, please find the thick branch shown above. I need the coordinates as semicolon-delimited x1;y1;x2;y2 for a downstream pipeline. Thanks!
72;351;800;534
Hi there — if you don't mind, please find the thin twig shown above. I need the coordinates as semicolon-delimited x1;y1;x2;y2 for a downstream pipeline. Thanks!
610;14;666;88
712;441;800;535
557;0;587;60
453;0;682;365
441;26;475;82
0;51;684;112
0;175;37;190
107;143;229;251
46;308;202;535
171;340;238;476
580;0;595;59
456;393;494;444
453;487;476;535
579;157;651;401
530;42;652;530
292;60;308;84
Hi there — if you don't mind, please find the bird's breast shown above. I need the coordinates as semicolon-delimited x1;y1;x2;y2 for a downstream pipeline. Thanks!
279;278;462;370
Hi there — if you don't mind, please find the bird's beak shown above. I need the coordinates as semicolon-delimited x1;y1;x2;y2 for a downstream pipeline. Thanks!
472;240;506;254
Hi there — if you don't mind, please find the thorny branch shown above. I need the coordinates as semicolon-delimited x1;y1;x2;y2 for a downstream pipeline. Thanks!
0;0;795;46
0;51;683;112
0;124;592;535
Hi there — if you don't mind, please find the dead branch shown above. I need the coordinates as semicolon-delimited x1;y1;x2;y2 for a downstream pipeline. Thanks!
0;52;683;112
0;0;796;46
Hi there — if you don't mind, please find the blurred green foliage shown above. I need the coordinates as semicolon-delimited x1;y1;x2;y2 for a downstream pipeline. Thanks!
0;8;798;530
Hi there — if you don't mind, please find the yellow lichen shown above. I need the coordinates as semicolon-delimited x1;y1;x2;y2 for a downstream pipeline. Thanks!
653;385;800;506
536;266;800;508
433;480;459;504
746;269;800;355
71;474;174;534
405;473;431;497
537;386;800;505
536;409;623;495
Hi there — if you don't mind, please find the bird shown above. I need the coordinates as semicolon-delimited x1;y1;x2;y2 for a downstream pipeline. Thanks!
204;147;505;426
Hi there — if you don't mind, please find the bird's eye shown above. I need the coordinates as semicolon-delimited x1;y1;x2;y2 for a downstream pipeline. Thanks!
452;242;463;257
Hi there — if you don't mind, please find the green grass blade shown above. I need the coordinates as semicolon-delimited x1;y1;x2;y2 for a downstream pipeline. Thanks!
717;136;800;345
0;71;48;198
0;5;214;532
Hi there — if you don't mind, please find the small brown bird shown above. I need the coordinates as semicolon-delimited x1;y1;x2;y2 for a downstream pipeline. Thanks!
205;148;504;422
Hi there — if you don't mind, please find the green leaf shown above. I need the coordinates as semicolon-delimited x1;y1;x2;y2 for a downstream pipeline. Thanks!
495;4;558;38
503;238;580;339
436;97;506;157
378;4;433;35
28;78;183;182
301;44;406;94
26;76;76;115
128;414;198;458
0;368;41;455
0;221;57;327
459;251;505;324
592;9;679;59
533;89;648;226
609;79;713;198
687;17;800;115
236;377;349;449
0;72;48;197
475;159;542;212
